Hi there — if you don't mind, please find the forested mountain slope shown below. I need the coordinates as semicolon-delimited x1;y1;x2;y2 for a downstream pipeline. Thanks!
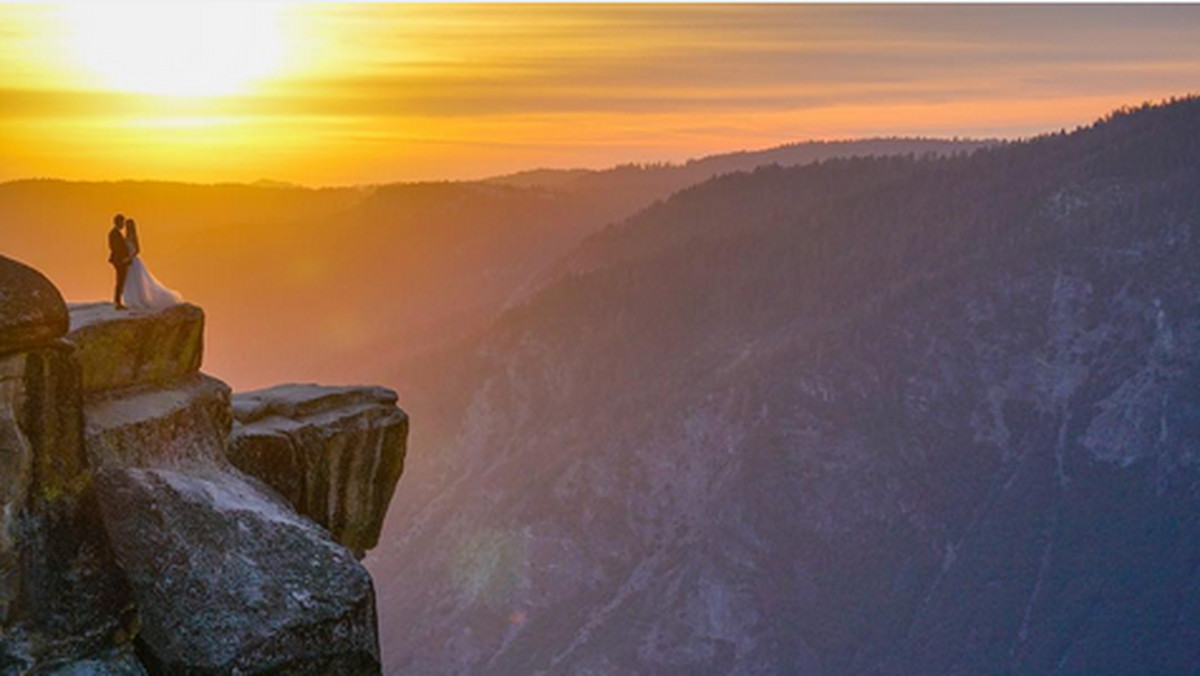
373;98;1200;674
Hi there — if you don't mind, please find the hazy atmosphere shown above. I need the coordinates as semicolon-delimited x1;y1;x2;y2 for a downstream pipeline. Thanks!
3;4;1199;675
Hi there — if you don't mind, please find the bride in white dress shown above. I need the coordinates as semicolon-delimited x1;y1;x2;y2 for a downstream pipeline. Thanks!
122;219;184;310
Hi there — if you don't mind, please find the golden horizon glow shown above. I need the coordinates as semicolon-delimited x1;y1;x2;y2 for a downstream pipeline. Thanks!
3;4;1200;186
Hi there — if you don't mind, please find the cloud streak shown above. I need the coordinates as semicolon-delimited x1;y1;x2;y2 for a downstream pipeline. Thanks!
2;4;1200;184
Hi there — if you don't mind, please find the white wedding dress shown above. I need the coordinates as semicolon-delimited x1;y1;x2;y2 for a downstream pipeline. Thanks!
123;255;183;310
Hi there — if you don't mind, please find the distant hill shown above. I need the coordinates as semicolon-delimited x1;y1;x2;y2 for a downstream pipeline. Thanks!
487;138;992;223
0;139;977;391
484;168;595;189
487;138;991;191
372;98;1200;674
489;138;991;305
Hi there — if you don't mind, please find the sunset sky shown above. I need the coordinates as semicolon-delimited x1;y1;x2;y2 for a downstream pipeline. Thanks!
3;3;1200;186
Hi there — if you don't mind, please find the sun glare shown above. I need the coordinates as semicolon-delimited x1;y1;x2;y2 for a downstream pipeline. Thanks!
59;2;284;97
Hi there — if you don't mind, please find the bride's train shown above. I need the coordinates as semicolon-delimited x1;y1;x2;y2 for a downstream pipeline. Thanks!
124;257;183;310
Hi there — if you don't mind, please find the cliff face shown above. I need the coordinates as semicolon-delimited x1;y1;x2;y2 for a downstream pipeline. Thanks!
0;258;136;673
67;303;203;396
0;255;408;675
230;384;409;555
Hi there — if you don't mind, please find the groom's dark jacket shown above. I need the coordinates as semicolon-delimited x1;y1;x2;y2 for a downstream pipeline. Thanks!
108;228;129;265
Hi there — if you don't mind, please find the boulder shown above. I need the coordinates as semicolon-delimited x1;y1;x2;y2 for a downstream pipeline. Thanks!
230;385;408;553
83;374;231;469
93;466;381;674
66;303;203;395
0;255;68;353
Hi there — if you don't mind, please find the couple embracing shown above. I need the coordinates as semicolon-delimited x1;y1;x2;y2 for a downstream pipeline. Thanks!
107;213;183;311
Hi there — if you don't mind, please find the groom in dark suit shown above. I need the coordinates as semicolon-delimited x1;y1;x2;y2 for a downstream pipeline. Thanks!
108;213;130;310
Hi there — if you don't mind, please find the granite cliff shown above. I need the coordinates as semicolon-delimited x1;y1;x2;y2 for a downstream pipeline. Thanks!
0;257;407;674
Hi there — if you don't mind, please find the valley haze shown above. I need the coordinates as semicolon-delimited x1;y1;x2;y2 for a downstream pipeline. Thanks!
4;2;1200;674
6;98;1200;674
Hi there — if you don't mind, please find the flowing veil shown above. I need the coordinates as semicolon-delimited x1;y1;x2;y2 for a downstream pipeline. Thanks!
124;257;183;310
122;222;183;310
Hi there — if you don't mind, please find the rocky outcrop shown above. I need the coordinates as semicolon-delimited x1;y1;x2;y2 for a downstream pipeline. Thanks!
83;374;231;469
3;255;405;674
67;302;203;395
230;385;408;553
67;303;231;474
0;256;137;673
64;300;389;675
94;466;379;674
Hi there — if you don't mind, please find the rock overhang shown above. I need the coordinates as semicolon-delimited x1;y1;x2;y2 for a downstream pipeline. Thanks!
230;383;409;554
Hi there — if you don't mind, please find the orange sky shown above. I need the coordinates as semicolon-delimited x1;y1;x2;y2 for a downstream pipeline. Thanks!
3;3;1200;186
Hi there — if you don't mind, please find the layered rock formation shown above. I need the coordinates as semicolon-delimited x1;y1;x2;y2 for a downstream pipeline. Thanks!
230;384;408;554
67;302;227;473
1;255;407;675
0;256;138;673
83;374;231;469
67;302;203;395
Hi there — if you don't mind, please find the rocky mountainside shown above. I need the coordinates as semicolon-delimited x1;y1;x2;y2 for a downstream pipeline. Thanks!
372;98;1200;673
0;256;407;674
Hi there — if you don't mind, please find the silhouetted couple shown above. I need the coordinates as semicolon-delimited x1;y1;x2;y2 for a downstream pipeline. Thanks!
108;213;183;311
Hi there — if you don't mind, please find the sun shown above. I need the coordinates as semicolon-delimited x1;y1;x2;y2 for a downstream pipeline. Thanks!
59;2;284;97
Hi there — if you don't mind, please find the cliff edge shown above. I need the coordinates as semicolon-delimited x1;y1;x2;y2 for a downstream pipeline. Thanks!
231;384;408;556
0;255;408;675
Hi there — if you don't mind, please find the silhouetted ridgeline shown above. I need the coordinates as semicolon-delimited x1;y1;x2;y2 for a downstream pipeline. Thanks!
0;257;407;674
0;138;982;392
485;137;991;208
375;97;1200;674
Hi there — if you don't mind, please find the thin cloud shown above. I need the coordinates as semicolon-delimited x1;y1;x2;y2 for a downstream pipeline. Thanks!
2;4;1200;184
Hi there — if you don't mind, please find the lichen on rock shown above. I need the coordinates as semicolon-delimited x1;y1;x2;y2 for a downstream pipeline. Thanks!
66;302;203;395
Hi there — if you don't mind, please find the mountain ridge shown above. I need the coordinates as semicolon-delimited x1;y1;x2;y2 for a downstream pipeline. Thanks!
0;138;980;393
372;96;1200;674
